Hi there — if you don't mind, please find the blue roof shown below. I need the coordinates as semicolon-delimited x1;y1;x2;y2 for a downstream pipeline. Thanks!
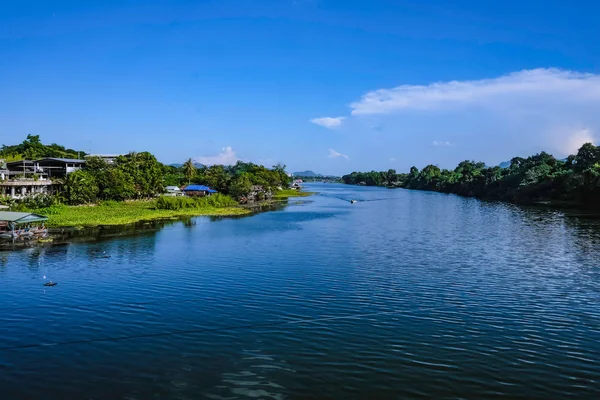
208;189;217;193
183;185;212;191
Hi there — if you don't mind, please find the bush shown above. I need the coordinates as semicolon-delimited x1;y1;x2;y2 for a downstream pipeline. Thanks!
23;194;55;209
99;200;119;207
36;204;68;215
154;194;237;210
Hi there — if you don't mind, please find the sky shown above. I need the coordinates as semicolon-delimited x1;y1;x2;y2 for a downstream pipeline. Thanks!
1;0;600;175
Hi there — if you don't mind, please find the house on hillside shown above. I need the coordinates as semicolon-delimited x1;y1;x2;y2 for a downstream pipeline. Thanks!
0;160;8;181
86;154;123;164
6;158;85;179
0;158;85;199
165;186;183;197
182;185;217;197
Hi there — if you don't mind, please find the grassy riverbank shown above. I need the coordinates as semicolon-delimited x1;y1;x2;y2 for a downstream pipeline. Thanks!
40;200;249;228
273;189;315;199
29;189;314;228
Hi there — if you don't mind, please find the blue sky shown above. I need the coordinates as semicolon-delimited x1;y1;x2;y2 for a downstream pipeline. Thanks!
1;0;599;175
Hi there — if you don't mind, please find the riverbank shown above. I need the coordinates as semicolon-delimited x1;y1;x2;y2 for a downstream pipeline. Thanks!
39;201;248;228
37;190;315;228
273;189;315;199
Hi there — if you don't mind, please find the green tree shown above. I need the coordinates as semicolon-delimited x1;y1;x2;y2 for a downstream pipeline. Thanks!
183;158;195;184
229;173;253;199
100;168;136;201
575;143;600;172
64;170;99;205
203;165;230;193
115;152;165;198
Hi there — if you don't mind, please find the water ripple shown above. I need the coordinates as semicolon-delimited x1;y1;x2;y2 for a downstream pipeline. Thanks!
1;184;600;399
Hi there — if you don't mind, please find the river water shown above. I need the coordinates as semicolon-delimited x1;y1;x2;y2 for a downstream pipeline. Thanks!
1;184;600;399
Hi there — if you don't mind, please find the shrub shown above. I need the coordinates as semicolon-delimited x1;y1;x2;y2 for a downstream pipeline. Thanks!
154;194;237;210
23;194;55;209
36;204;68;215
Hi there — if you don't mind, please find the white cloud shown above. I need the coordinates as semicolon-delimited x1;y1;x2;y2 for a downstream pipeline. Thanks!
432;141;453;147
560;128;595;155
350;69;600;115
328;148;349;160
310;116;346;129
195;146;239;165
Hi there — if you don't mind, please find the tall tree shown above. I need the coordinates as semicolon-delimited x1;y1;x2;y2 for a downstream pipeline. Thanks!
183;158;195;184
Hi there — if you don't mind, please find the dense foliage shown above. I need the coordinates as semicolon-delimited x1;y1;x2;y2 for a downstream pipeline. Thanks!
163;161;290;199
155;193;238;210
342;143;600;208
2;136;291;206
62;152;165;204
0;134;84;161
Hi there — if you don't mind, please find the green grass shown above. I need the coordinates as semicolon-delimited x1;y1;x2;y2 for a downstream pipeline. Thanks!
155;193;238;210
273;189;315;199
38;198;249;228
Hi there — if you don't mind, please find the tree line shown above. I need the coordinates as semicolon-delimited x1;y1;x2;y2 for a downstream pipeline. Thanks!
0;134;82;161
342;143;600;208
1;136;290;206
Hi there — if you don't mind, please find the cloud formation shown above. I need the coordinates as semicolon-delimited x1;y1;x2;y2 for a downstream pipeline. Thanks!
561;128;595;155
196;146;239;165
310;116;345;129
336;68;600;162
328;148;349;160
350;69;600;115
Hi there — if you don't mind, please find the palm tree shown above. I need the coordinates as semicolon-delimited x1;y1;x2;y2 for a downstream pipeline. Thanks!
183;158;195;184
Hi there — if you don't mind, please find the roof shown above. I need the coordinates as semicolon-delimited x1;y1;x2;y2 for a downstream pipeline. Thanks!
36;158;86;163
0;205;9;210
183;185;212;191
0;211;48;224
6;158;86;167
165;186;181;191
208;189;217;193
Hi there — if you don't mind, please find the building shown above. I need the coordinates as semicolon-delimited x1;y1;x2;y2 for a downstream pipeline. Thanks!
0;211;49;239
86;154;123;164
6;158;85;179
0;160;8;181
165;186;184;197
182;185;217;197
0;158;85;199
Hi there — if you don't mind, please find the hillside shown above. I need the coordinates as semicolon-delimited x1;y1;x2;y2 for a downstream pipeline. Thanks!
0;134;85;161
293;170;320;177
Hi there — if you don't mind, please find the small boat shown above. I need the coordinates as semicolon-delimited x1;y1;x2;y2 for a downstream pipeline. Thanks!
350;200;357;204
31;227;48;236
43;281;57;287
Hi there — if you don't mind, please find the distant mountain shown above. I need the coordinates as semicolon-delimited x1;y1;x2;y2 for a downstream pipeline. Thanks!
169;162;205;168
293;170;320;177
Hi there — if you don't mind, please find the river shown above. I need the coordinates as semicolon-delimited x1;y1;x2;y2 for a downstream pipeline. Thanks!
1;184;599;399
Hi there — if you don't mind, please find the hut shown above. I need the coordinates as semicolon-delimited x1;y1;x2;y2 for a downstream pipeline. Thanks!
164;186;184;197
182;185;217;197
0;211;48;240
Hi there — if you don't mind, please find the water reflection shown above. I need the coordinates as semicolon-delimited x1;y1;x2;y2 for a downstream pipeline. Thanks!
1;185;600;399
